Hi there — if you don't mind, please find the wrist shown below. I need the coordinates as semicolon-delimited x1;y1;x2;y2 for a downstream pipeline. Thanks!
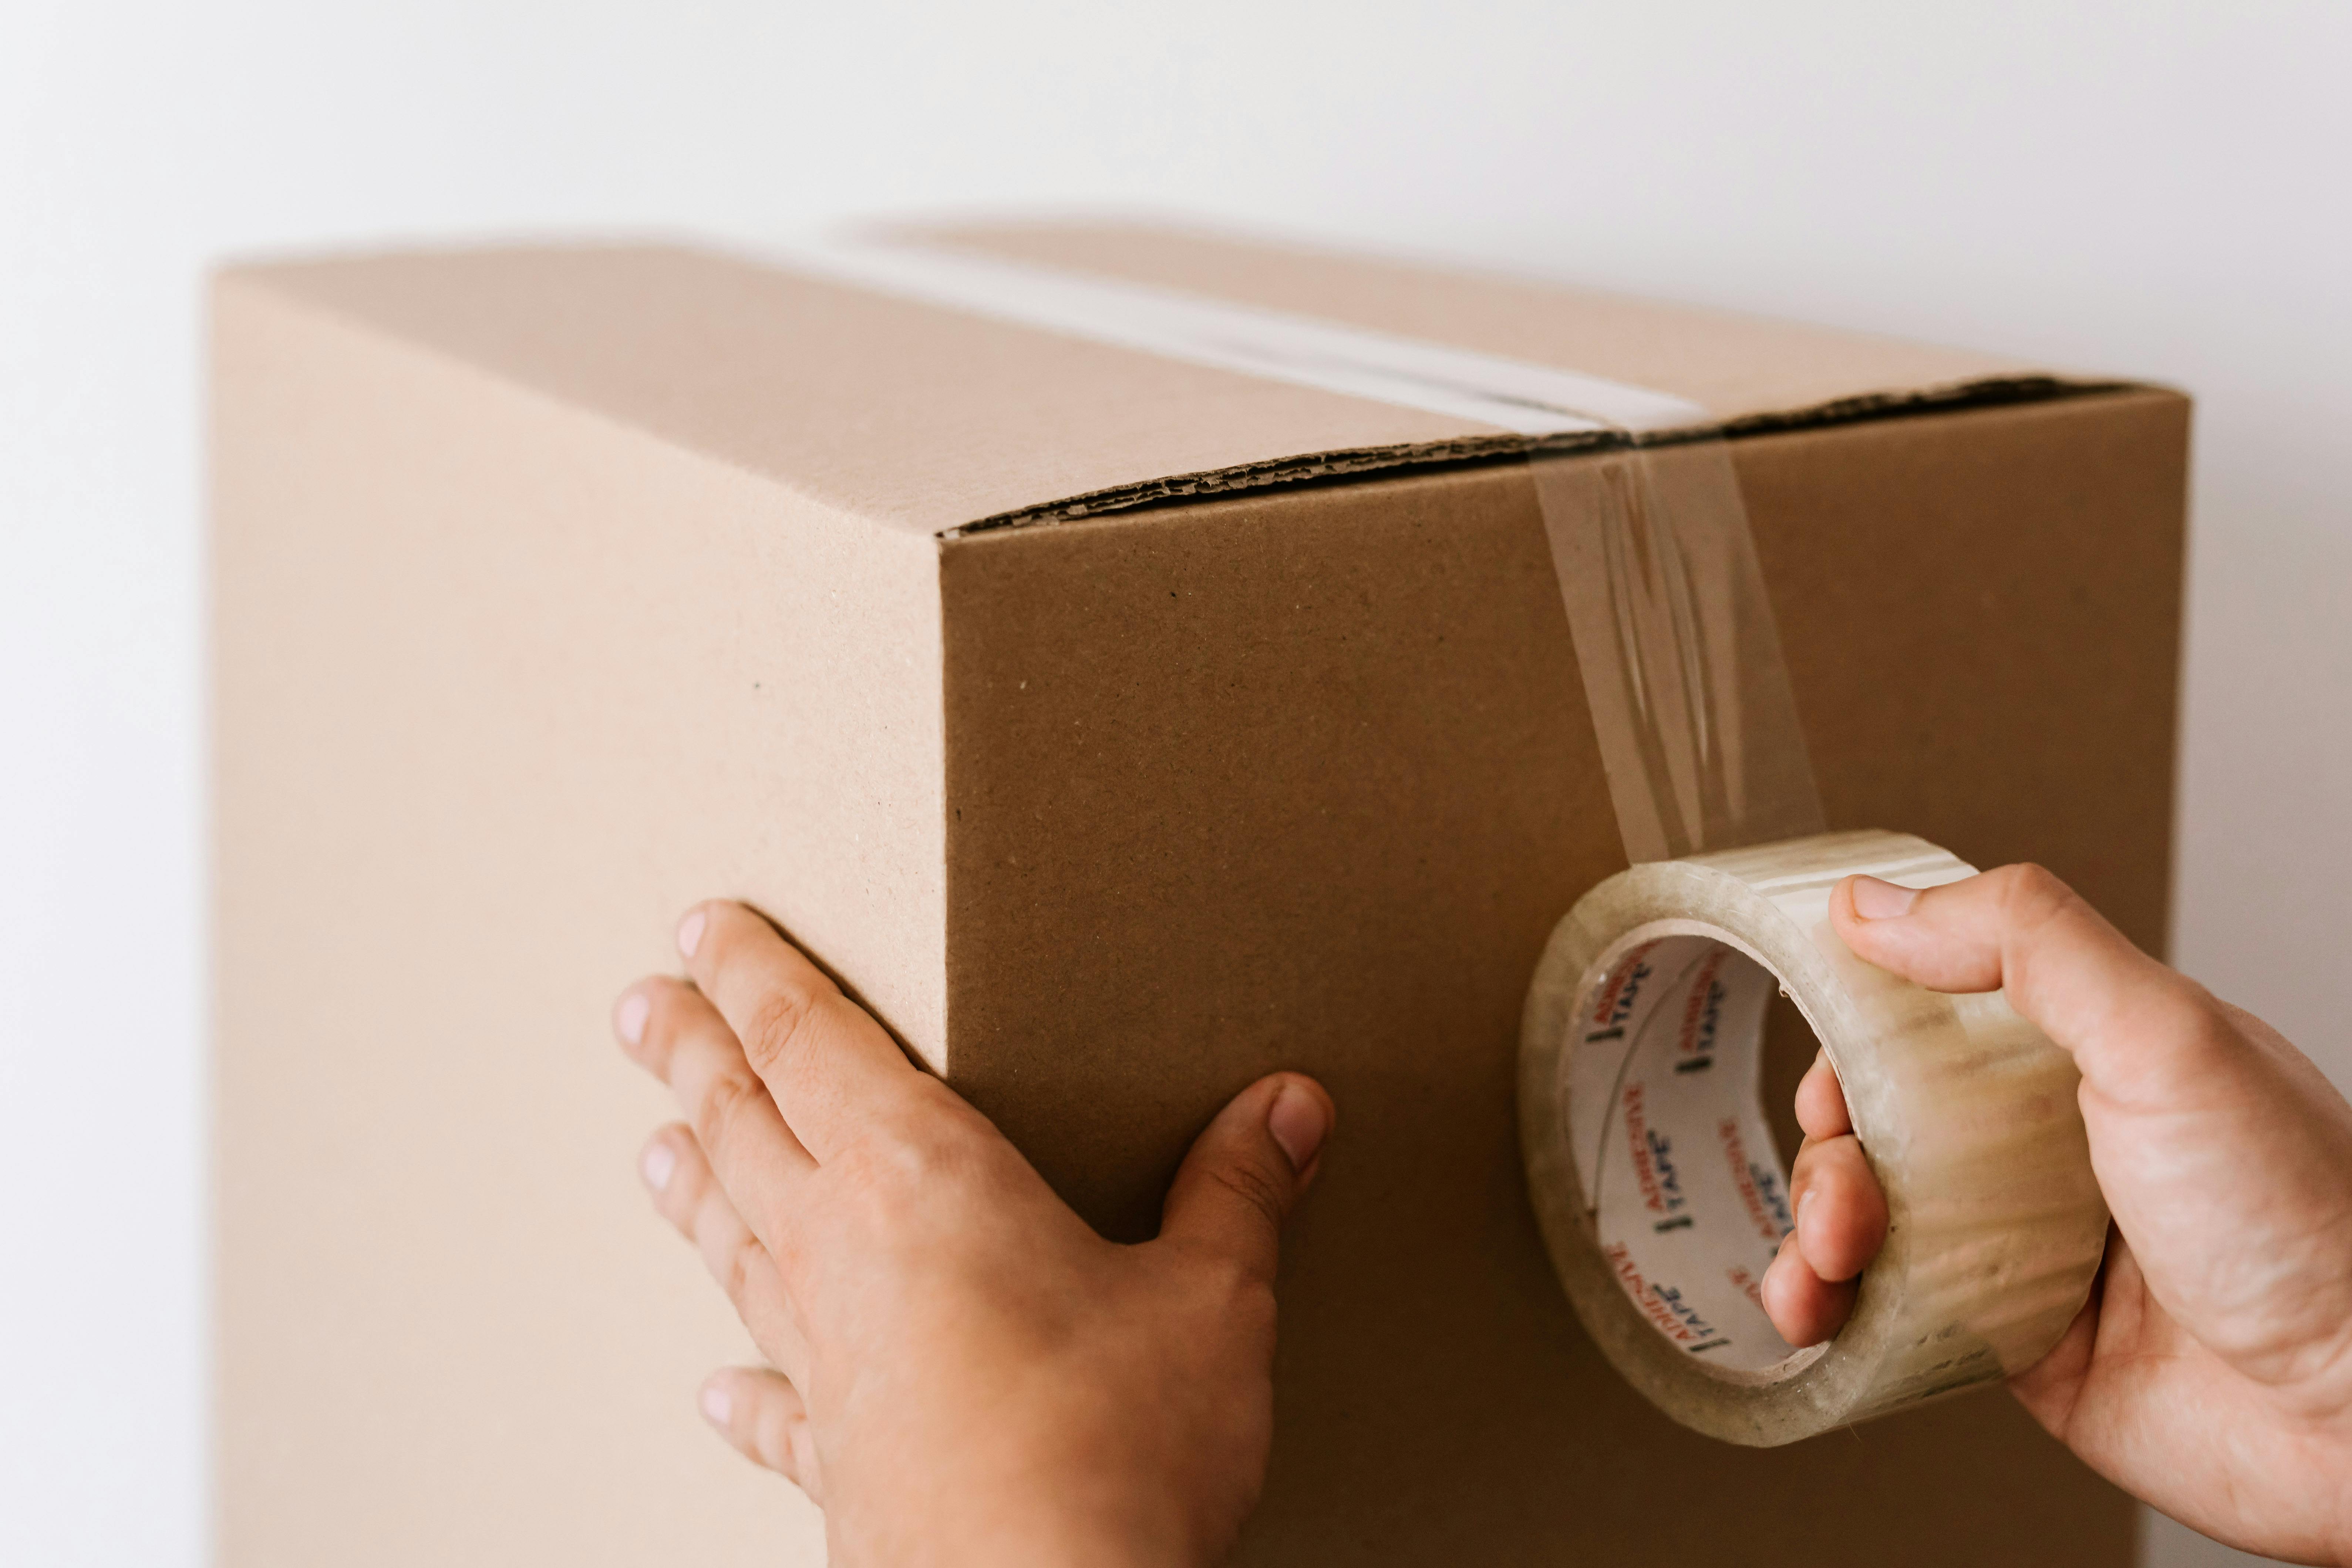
972;1504;1203;1568
831;1433;1219;1568
965;1451;1214;1568
839;1490;1204;1568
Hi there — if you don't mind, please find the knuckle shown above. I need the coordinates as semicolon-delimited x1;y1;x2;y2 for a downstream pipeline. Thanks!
844;1082;991;1182
1787;1137;1821;1184
847;1117;962;1190
1192;1248;1278;1325
693;1068;768;1153
712;1231;767;1306
739;986;824;1076
881;1082;976;1151
1208;1159;1291;1231
2171;988;2245;1062
1790;1131;1857;1185
1995;863;2078;930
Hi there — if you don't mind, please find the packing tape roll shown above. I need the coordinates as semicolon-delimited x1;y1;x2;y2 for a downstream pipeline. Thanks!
1519;829;2109;1445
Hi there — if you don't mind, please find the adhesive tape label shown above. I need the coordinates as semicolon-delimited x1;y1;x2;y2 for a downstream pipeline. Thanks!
1573;933;1795;1373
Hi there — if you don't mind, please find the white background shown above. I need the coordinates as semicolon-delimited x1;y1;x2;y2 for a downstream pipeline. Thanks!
4;3;2346;1564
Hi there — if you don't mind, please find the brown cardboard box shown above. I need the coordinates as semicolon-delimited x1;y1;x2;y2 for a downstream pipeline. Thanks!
212;223;2183;1565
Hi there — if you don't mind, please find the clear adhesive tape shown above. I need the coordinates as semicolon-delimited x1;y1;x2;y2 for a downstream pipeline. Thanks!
1527;441;1825;866
1519;829;2109;1445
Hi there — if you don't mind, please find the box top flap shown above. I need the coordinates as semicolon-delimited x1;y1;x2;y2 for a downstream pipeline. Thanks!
223;221;2103;538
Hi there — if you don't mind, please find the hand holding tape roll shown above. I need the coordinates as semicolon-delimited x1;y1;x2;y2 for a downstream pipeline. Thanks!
1518;830;2108;1444
1520;841;2352;1565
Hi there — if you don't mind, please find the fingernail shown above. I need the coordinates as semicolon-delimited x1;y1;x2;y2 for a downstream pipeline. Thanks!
641;1141;677;1192
677;908;707;958
1849;876;1920;920
614;990;651;1047
700;1379;732;1428
1267;1081;1329;1172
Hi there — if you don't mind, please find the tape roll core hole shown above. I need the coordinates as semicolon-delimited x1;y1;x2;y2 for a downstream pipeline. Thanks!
1569;931;1826;1375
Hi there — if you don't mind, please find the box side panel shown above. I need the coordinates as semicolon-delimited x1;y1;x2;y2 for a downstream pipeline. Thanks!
1758;388;2187;959
938;390;2182;1565
212;279;943;1565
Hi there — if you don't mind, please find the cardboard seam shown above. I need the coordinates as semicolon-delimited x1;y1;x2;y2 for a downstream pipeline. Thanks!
944;374;2137;538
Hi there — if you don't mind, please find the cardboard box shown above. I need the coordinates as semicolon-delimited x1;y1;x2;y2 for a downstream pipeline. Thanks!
212;223;2184;1565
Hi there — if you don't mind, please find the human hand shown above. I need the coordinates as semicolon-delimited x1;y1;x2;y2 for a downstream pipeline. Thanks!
613;901;1334;1568
1761;865;2352;1565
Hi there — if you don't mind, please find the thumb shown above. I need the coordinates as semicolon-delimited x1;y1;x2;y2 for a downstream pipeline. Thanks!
1826;862;2193;1088
1158;1073;1334;1284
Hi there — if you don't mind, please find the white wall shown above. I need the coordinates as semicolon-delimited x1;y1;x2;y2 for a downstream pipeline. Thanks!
4;3;2343;1563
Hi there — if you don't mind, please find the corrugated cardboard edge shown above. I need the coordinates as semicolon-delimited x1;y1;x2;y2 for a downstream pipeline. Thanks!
950;373;2125;536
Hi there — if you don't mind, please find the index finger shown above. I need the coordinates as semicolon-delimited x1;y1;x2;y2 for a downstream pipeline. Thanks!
676;901;924;1161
